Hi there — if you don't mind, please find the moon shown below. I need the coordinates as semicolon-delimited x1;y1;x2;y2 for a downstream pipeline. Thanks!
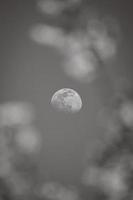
51;88;82;113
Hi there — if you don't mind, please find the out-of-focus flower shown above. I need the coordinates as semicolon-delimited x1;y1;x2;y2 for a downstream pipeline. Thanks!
87;18;120;61
63;50;97;83
100;167;127;199
30;24;66;48
119;101;133;129
30;23;99;83
37;0;65;16
0;102;35;127
37;0;81;16
82;164;127;199
98;87;133;132
40;182;79;200
62;33;98;83
15;126;42;154
94;35;116;60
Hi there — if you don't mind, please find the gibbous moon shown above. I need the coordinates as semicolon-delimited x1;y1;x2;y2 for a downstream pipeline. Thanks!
51;88;82;113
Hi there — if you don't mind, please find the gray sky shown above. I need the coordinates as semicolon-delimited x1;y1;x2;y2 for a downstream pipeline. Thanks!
0;0;133;186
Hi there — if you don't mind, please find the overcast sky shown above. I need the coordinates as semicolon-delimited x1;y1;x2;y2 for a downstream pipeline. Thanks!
0;0;133;186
